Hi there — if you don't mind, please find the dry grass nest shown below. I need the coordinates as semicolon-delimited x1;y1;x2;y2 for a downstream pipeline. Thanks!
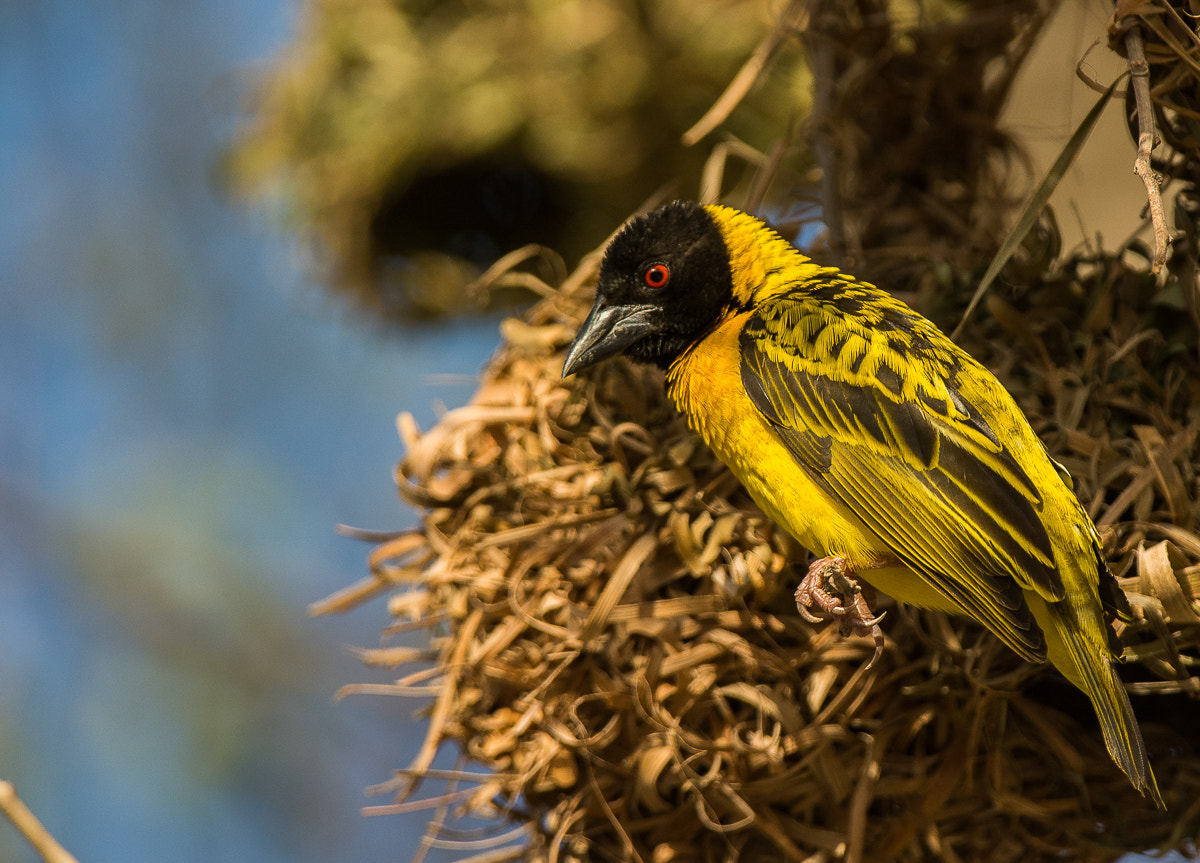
317;235;1200;862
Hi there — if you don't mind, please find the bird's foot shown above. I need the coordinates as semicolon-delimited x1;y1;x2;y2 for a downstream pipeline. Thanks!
794;556;886;668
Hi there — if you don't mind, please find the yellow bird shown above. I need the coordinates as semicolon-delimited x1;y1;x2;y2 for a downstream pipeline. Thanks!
562;201;1161;804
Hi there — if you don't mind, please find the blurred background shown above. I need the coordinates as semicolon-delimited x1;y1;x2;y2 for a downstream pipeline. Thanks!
0;0;1175;861
0;0;809;858
0;1;506;860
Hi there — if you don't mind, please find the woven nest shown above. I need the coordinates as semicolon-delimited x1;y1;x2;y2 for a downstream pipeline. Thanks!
317;228;1200;861
298;4;1200;860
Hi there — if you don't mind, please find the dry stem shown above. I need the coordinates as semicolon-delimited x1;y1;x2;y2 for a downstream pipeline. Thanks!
0;781;79;863
681;0;811;147
1124;23;1171;273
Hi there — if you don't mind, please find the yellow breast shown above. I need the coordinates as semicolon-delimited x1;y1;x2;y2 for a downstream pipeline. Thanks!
667;312;883;570
667;315;966;614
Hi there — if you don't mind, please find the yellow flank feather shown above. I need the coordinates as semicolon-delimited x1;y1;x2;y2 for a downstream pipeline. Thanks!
668;308;895;571
563;201;1161;805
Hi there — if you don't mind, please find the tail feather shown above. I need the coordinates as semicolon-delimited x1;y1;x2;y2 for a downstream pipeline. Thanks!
1060;623;1164;808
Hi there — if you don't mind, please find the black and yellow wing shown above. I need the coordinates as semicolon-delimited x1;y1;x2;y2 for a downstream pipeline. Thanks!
740;281;1066;661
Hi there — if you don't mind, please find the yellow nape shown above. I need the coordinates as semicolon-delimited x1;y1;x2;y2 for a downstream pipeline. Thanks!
703;205;836;307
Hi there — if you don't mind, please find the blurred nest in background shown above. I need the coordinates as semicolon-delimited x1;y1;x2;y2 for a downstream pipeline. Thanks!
229;0;807;319
295;0;1200;861
229;0;1047;321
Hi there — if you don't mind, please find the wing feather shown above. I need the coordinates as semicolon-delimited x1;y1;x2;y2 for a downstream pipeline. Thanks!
741;292;1064;660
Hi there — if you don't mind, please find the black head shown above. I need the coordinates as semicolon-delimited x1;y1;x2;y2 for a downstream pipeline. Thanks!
562;201;735;375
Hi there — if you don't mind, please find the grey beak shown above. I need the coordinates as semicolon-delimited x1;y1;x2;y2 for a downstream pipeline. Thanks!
562;301;659;377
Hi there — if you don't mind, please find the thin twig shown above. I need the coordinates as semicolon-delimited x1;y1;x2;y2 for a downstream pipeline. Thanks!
743;134;791;215
698;137;768;205
952;80;1120;341
845;734;880;863
1160;0;1200;51
1124;23;1171;274
681;0;810;147
0;781;80;863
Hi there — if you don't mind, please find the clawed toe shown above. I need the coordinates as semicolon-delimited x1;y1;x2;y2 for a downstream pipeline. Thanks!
795;602;825;625
794;555;887;667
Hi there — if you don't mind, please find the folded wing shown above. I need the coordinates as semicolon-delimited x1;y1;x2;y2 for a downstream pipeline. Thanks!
740;291;1065;661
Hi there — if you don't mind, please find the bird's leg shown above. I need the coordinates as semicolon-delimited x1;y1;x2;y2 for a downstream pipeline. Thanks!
794;555;887;667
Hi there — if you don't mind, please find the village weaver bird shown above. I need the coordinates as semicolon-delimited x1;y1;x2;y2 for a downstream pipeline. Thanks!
562;201;1161;804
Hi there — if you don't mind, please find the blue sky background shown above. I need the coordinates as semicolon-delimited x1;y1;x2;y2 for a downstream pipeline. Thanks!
0;2;504;860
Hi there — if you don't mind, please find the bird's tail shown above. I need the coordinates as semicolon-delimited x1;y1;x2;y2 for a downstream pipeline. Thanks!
1058;619;1164;808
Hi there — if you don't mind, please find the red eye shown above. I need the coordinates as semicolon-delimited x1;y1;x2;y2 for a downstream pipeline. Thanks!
644;263;670;288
